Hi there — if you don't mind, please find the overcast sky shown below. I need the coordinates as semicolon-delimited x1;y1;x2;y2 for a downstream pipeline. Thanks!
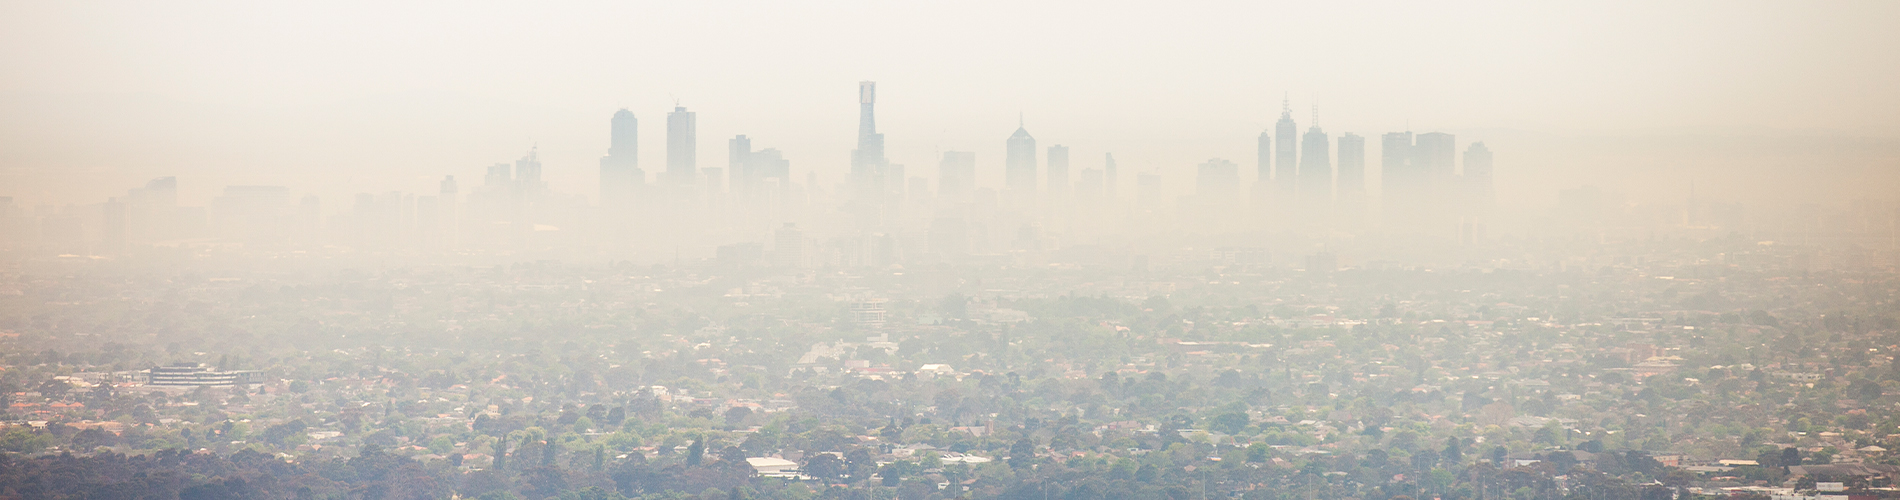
2;0;1896;209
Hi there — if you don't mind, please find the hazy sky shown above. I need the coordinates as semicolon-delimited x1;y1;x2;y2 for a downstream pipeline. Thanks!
2;0;1896;209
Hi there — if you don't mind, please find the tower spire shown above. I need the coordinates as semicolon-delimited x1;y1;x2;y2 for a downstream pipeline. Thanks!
1281;93;1291;117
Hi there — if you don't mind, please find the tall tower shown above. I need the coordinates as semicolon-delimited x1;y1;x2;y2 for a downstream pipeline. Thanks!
515;147;543;187
1046;145;1070;201
439;175;458;244
1256;132;1272;183
1337;133;1366;200
1412;132;1457;181
1463;142;1494;213
600;109;642;207
666;106;697;185
1298;107;1331;207
1196;158;1241;203
1006;118;1037;194
1274;96;1299;197
1337;133;1367;226
851;81;889;200
938;151;977;202
1104;153;1118;200
729;134;753;196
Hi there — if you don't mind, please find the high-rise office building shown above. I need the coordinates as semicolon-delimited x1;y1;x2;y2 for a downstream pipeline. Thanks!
851;81;889;200
1256;132;1272;183
773;223;804;268
1412;132;1457;181
938;151;976;202
1337;133;1366;200
515;147;543;187
125;176;179;241
439;175;457;244
752;148;790;185
484;162;511;187
599;109;641;207
1298;116;1331;206
1104;153;1119;200
1464;142;1494;212
1005;120;1037;194
1196;158;1240;203
1274;97;1299;196
666;106;697;185
1380;132;1413;195
727;136;792;204
1075;168;1103;206
1380;131;1415;228
729;135;752;195
1337;133;1367;226
1136;172;1162;206
1046;145;1070;200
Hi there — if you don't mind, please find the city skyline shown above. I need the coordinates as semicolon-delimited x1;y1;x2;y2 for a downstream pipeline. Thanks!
4;3;1897;211
12;78;1896;271
4;4;1900;500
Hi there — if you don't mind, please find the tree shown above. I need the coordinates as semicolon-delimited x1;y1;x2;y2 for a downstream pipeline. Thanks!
1008;438;1037;469
494;437;511;471
939;294;969;319
1209;412;1250;435
604;407;627;426
803;453;843;481
1848;378;1884;401
35;379;70;398
686;436;705;466
724;407;752;428
1248;443;1272;463
0;380;16;412
878;462;905;486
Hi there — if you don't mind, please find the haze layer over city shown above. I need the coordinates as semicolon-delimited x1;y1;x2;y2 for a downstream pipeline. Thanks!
1;2;1898;500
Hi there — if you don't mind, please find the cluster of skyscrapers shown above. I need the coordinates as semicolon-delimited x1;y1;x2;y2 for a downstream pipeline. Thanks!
3;81;1501;265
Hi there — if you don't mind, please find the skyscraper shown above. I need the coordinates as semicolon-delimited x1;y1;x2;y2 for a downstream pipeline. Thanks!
1337;133;1366;200
515;147;543;188
938;151;976;202
1005;120;1037;194
666;106;696;185
1196;158;1240;203
1380;131;1415;228
851;81;889;200
1412;132;1457;181
1337;133;1367;226
729;135;752;194
1046;145;1070;201
599;109;641;208
1298;113;1331;206
1104;153;1118;200
773;223;804;268
438;175;457;244
1256;132;1272;184
1075;168;1103;206
1463;142;1494;213
1274;97;1299;197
